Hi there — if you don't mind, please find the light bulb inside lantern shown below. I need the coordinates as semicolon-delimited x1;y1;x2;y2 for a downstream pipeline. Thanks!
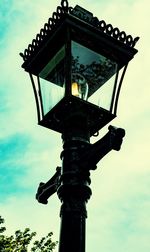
71;73;88;100
72;82;79;97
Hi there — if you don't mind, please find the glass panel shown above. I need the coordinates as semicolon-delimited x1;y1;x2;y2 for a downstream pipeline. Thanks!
38;45;65;115
39;78;65;115
71;41;118;110
39;45;65;87
88;74;116;110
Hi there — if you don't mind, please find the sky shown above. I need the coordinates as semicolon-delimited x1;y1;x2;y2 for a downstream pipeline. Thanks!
0;0;150;251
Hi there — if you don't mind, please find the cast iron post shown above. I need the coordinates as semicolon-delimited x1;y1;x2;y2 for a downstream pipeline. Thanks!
57;113;92;252
36;112;125;252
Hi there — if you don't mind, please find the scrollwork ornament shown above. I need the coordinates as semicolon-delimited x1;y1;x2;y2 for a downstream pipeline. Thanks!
119;31;126;43
57;6;63;16
113;27;120;39
44;23;50;32
106;24;113;36
40;28;46;38
61;0;69;12
98;20;106;31
48;17;55;28
52;12;59;22
132;36;140;47
32;39;37;47
24;49;29;60
68;7;73;13
126;35;133;46
36;34;42;42
28;44;33;55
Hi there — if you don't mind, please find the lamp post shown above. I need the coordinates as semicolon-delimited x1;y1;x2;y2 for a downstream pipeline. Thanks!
20;1;139;251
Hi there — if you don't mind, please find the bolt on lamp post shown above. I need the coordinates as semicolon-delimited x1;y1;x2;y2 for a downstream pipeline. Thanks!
20;1;139;252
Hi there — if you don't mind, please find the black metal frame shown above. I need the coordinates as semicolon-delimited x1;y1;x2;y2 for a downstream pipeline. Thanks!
39;95;115;136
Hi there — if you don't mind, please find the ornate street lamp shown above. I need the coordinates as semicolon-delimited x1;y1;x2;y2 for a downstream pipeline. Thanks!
20;0;139;136
20;1;139;252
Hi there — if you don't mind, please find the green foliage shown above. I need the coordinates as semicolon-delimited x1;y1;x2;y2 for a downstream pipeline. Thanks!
31;232;57;252
0;216;6;234
0;216;58;252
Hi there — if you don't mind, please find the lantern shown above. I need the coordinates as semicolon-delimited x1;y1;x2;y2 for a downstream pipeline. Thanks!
20;1;139;136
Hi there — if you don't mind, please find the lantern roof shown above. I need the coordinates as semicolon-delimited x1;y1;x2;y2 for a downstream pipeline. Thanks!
20;0;139;69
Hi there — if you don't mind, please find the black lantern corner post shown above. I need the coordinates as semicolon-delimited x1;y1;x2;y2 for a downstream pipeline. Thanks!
20;1;139;251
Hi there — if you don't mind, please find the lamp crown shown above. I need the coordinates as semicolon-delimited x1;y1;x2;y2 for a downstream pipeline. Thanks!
20;0;139;64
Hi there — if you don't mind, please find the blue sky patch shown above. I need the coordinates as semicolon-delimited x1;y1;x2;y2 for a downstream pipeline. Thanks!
0;133;31;200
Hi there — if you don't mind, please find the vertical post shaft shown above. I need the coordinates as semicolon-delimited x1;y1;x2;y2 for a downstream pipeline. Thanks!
57;113;91;252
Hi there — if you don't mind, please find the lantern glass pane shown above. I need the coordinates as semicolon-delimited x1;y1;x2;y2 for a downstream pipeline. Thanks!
71;41;118;109
39;45;65;87
88;74;116;110
39;78;65;115
38;45;65;115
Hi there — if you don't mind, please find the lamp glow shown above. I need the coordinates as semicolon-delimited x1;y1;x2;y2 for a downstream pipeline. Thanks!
72;73;88;100
72;82;79;97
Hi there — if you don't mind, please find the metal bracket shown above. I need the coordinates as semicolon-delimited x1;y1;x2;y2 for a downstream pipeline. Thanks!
36;166;61;204
78;125;125;170
36;125;125;204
